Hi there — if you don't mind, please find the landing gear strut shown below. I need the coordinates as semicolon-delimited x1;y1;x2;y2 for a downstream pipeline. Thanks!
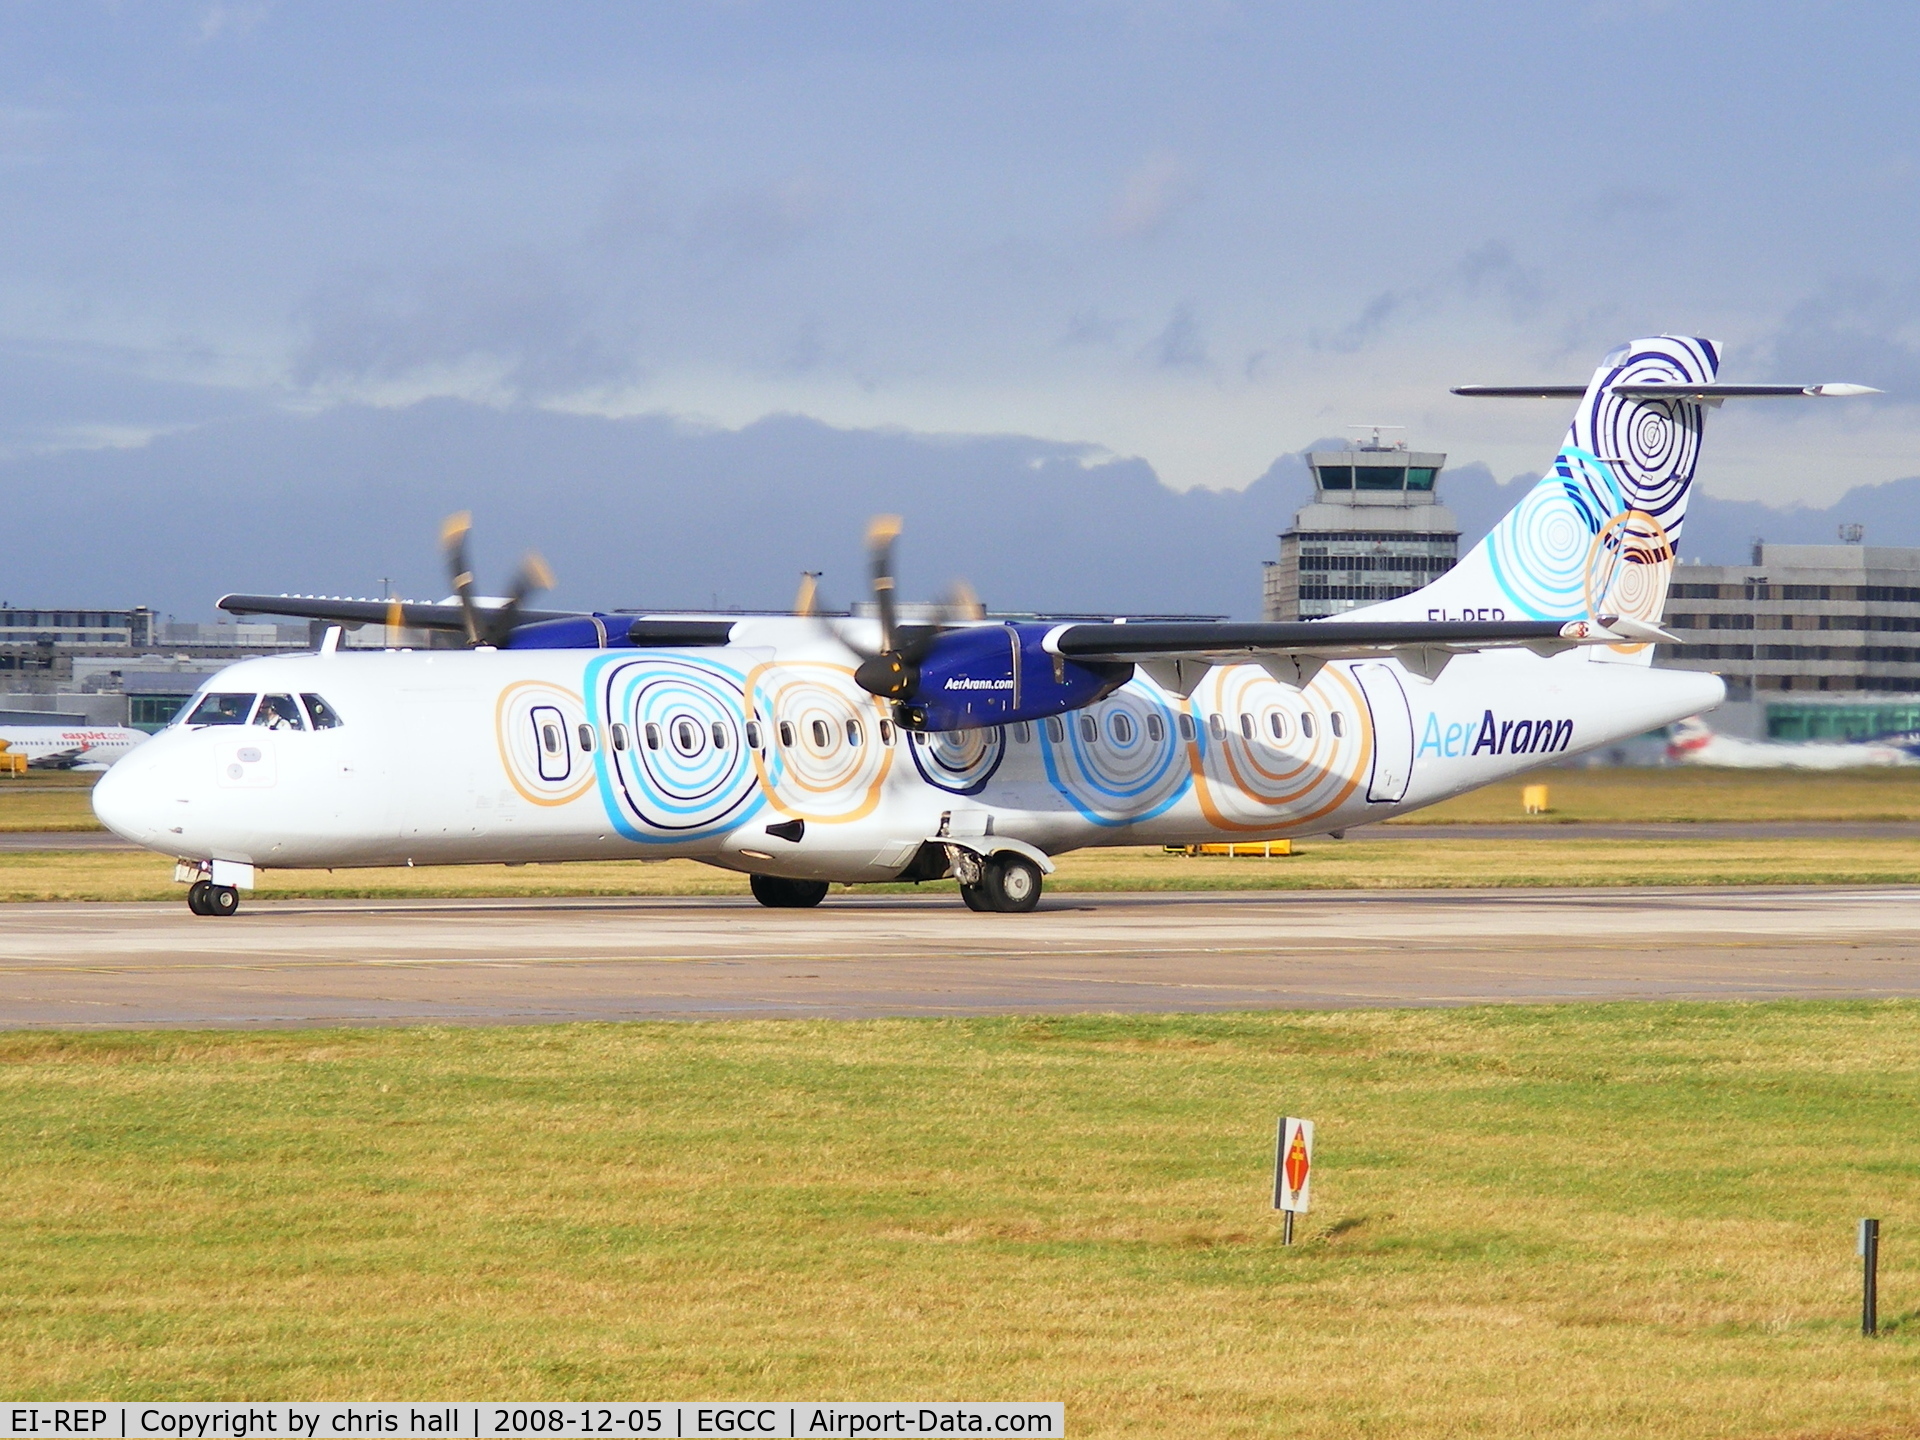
750;874;830;908
186;880;240;917
958;853;1043;913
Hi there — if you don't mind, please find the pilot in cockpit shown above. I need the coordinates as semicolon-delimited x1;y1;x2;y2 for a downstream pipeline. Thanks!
253;694;305;731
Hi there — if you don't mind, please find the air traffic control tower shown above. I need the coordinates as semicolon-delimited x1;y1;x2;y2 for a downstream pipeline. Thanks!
1261;432;1459;620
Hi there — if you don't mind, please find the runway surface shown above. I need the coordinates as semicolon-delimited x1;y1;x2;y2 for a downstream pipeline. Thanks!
2;886;1917;1029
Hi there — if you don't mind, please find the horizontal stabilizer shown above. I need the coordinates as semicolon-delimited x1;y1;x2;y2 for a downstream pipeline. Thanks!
1454;382;1879;400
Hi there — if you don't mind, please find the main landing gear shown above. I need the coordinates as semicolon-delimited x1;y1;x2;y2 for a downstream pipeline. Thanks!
957;852;1043;914
750;874;830;908
186;880;240;917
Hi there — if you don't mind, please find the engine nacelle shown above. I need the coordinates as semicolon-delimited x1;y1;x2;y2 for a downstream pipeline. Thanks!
894;623;1131;732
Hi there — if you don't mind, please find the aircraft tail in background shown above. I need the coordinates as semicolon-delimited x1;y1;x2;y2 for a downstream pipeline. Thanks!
1350;336;1876;668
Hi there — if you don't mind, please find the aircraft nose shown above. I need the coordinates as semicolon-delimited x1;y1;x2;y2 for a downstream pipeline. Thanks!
91;743;169;847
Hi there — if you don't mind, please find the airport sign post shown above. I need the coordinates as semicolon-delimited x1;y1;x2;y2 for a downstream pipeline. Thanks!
1273;1116;1313;1245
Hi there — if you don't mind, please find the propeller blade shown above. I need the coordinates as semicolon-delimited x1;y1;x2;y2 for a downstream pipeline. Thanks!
795;571;821;618
440;511;482;646
486;550;554;646
866;514;902;654
944;578;985;623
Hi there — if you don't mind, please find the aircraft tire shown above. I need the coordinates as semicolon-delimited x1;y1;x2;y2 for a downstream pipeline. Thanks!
186;880;212;916
207;884;241;917
959;882;992;912
982;854;1042;913
749;874;829;909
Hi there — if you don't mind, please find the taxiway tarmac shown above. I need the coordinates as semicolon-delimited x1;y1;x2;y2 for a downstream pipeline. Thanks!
1;886;1917;1028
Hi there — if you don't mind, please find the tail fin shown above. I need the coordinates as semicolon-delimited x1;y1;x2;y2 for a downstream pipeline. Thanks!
1364;335;1716;663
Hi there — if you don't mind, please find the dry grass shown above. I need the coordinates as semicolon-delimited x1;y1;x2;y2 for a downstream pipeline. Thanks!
3;835;1919;903
0;1005;1913;1435
1395;764;1920;823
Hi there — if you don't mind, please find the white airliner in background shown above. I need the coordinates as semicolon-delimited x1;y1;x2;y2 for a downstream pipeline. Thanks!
91;336;1875;916
1666;715;1920;769
0;724;146;770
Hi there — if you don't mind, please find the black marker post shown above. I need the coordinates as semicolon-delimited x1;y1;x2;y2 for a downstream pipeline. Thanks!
1860;1218;1880;1337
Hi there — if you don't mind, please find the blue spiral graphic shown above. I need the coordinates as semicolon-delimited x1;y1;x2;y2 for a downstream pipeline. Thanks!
1040;688;1189;826
908;725;1005;795
585;654;763;842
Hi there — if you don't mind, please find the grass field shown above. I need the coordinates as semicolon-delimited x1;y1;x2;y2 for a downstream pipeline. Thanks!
0;1005;1913;1434
2;834;1920;902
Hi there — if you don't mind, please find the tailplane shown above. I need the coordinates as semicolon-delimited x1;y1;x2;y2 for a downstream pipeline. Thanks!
1351;336;1872;666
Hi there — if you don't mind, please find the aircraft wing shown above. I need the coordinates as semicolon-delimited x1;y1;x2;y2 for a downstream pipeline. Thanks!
1047;616;1662;685
218;593;581;631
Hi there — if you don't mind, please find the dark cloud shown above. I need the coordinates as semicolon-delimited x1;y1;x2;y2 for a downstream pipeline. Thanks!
1148;301;1208;369
1764;279;1920;396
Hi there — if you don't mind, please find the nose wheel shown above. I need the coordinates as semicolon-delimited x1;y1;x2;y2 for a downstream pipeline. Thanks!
186;880;240;917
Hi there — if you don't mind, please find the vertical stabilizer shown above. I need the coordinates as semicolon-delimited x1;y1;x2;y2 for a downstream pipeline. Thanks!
1355;335;1717;665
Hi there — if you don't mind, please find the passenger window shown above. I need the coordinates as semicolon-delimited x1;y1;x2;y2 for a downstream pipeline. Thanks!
1012;721;1031;744
811;719;832;748
541;724;561;755
913;729;928;746
1110;713;1134;744
253;694;305;731
300;694;343;730
1239;713;1254;740
779;720;796;747
674;719;701;752
187;693;255;726
1268;710;1289;742
1044;716;1064;743
879;719;894;746
1177;714;1196;742
745;720;763;750
846;719;863;746
711;722;729;750
577;723;595;752
611;723;630;751
1300;712;1316;739
645;722;662;750
1331;712;1346;738
1078;714;1098;743
1146;714;1164;743
1208;713;1227;741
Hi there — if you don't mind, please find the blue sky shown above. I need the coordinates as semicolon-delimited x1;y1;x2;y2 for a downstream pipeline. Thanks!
3;0;1917;512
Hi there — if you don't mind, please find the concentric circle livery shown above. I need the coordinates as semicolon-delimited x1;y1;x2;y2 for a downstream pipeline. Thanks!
587;655;761;840
747;662;895;822
1038;684;1187;825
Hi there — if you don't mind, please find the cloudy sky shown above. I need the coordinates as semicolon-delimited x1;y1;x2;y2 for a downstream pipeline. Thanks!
3;0;1917;518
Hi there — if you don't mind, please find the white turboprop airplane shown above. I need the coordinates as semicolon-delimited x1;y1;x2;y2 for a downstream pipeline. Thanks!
1665;715;1920;769
92;336;1875;917
0;724;146;771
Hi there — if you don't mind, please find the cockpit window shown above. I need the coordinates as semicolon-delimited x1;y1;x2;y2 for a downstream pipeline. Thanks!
253;694;306;731
186;693;256;726
300;694;344;729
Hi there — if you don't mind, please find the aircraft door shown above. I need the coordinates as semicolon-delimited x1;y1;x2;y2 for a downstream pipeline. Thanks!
1355;663;1413;804
530;705;571;781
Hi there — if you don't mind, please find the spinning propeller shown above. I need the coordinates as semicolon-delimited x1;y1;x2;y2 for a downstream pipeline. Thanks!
440;511;555;648
827;515;985;709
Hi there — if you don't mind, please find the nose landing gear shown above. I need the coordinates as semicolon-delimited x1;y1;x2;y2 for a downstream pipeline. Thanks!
186;880;240;917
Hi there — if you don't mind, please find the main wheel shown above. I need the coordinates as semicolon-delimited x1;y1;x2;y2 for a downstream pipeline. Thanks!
207;884;240;917
749;874;830;909
186;879;212;915
982;854;1042;913
959;882;991;912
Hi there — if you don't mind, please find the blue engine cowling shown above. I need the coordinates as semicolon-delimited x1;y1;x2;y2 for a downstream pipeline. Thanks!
897;623;1132;731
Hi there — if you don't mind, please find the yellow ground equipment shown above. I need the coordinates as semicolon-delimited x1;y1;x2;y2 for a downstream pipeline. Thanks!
1522;784;1550;814
1165;840;1293;858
